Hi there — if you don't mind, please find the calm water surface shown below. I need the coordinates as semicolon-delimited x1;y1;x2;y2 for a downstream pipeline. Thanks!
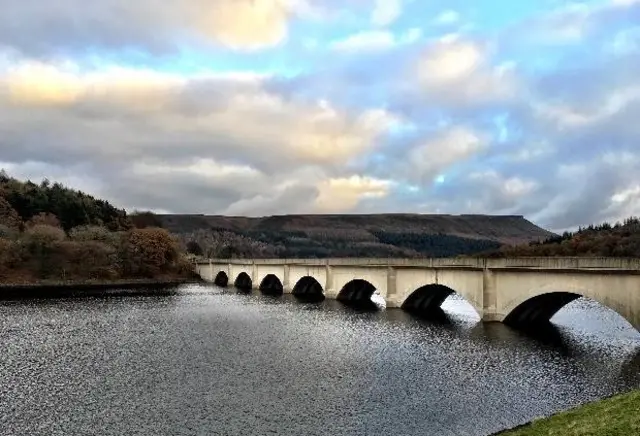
1;285;639;436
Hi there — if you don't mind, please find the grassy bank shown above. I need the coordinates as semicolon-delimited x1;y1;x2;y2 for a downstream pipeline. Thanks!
495;389;640;435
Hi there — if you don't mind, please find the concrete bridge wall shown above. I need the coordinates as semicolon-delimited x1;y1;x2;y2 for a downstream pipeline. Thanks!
195;257;640;330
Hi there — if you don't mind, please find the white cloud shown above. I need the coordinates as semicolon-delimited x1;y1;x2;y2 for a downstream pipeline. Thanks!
415;36;517;106
434;10;460;25
418;38;483;83
315;176;392;212
331;31;396;51
407;127;487;183
330;28;421;51
371;0;403;27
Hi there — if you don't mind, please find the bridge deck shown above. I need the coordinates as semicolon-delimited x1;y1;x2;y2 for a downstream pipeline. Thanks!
196;257;640;271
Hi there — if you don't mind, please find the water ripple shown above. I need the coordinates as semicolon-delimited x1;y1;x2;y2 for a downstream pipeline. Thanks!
0;284;638;436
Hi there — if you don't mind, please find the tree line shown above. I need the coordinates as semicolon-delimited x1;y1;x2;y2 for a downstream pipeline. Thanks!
0;173;193;283
483;217;640;257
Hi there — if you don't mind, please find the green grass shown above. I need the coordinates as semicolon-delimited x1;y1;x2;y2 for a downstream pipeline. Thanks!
497;389;640;436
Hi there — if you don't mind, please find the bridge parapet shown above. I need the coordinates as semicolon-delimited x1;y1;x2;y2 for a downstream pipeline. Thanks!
486;257;640;270
199;257;640;270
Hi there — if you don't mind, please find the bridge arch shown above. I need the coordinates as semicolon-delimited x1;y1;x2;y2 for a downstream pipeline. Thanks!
337;279;381;309
292;276;324;302
259;274;284;296
501;288;640;331
214;271;229;287
234;272;252;291
401;284;481;318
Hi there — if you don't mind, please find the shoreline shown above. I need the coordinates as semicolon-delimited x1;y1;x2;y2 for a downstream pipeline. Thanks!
490;388;640;435
0;278;203;300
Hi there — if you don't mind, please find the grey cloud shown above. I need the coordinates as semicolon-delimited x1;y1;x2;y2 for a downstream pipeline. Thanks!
0;0;324;57
223;184;320;216
0;1;179;56
500;1;640;52
103;171;245;214
0;64;395;214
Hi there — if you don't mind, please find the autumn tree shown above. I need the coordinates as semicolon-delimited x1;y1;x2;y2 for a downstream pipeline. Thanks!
0;238;18;277
25;212;62;229
69;225;120;246
0;197;21;230
120;227;181;277
23;224;66;278
58;240;118;280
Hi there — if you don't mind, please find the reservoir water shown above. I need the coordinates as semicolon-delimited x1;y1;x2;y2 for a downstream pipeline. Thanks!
1;284;639;436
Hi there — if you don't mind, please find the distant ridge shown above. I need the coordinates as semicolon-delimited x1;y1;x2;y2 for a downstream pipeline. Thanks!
157;213;555;244
158;214;556;258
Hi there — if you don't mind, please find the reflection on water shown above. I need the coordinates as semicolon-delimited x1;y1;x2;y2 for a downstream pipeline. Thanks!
0;285;638;436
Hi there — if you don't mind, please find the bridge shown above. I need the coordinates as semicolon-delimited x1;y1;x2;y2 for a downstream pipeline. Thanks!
195;257;640;330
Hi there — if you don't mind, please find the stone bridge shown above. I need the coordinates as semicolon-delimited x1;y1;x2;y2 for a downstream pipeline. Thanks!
195;257;640;330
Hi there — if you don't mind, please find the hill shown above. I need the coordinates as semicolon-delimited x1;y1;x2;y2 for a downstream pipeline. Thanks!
159;213;556;259
485;217;640;257
0;173;192;284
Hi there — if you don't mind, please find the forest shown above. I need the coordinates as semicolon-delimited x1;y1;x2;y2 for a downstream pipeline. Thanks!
177;228;504;259
0;172;193;284
484;217;640;257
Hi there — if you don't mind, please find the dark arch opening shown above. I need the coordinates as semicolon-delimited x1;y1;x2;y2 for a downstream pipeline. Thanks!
234;272;253;292
292;276;325;302
401;284;457;318
259;274;284;296
503;292;582;330
337;279;379;310
214;271;229;287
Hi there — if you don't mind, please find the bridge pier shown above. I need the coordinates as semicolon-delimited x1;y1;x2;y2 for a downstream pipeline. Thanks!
386;266;399;308
481;268;500;322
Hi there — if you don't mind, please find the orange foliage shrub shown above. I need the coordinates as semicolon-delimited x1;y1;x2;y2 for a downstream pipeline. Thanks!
121;227;181;277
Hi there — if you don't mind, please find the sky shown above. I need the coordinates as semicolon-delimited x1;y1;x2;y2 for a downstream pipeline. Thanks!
0;0;639;231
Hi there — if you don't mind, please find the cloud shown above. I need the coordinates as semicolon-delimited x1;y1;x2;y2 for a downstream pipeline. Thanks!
433;10;460;26
0;58;400;214
413;36;517;107
330;28;421;52
315;176;392;212
505;0;640;47
371;0;403;27
0;0;310;55
405;127;487;184
0;60;397;167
